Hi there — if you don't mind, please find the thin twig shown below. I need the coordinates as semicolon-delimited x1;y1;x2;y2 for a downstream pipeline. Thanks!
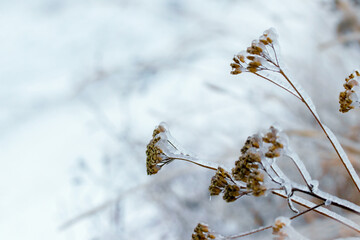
273;190;360;233
253;72;301;100
170;157;218;171
279;70;360;192
223;225;272;239
290;202;325;220
292;186;360;215
222;202;325;239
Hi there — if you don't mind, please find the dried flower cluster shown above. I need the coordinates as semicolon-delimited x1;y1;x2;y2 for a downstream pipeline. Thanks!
209;167;241;202
272;217;288;239
230;28;280;75
192;223;216;240
339;70;360;113
263;126;284;158
232;136;266;197
146;124;171;175
146;123;205;175
233;127;285;197
144;28;360;239
208;126;286;201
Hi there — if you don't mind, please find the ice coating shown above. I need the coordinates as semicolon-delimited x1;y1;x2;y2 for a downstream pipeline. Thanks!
273;216;308;240
349;86;360;108
285;151;313;186
280;67;360;190
155;123;194;160
257;57;279;72
258;71;301;99
312;188;360;214
275;216;290;226
280;67;320;118
233;30;359;193
322;125;360;190
147;122;220;175
340;70;360;112
155;122;189;156
271;164;291;185
273;192;360;232
308;180;319;191
263;28;278;43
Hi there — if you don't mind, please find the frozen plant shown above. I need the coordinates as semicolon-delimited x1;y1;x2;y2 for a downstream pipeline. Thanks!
272;217;308;240
145;29;360;239
191;223;217;240
339;70;360;113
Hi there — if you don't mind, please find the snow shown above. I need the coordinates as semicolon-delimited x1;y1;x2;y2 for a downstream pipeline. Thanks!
1;0;359;239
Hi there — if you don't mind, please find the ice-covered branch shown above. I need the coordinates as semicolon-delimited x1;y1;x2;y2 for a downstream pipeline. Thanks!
230;28;360;192
279;69;360;192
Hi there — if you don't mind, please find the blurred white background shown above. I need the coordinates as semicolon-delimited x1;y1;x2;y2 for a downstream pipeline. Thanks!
1;0;359;239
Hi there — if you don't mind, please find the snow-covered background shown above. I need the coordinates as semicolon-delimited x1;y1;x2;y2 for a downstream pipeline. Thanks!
1;0;359;239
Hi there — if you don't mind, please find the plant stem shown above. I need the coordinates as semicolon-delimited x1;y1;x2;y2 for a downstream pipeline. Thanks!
222;202;324;239
254;72;302;100
292;187;360;215
273;190;360;233
170;157;218;171
279;69;360;192
223;226;272;239
290;202;325;220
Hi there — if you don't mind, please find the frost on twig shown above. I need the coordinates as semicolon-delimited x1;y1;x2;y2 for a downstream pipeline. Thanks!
146;122;217;175
146;122;174;175
231;28;360;192
145;123;360;239
194;202;326;240
209;126;303;211
230;28;301;100
208;125;360;215
144;28;360;240
272;217;308;240
273;190;360;233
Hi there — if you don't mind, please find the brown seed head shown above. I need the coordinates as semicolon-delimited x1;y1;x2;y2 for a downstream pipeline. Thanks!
146;136;165;175
272;219;286;234
209;167;231;196
231;132;270;196
241;136;261;154
339;91;354;113
146;124;169;175
247;45;263;55
230;68;242;75
272;218;290;240
223;184;241;202
260;39;269;45
192;223;216;240
339;71;360;113
263;126;283;158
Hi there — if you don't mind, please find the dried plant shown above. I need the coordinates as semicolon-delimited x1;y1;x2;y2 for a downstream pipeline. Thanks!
339;70;360;113
145;29;360;239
